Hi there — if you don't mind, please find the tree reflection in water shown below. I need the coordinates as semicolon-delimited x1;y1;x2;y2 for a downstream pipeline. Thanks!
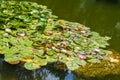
15;66;79;80
0;61;85;80
16;67;61;80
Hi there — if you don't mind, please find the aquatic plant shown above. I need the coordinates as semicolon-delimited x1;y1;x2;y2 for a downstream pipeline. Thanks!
0;0;112;70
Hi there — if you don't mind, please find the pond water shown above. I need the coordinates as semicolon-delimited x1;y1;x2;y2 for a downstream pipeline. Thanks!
0;0;120;80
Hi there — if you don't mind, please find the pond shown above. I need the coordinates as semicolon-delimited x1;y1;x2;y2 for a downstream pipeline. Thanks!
19;0;120;53
0;0;120;80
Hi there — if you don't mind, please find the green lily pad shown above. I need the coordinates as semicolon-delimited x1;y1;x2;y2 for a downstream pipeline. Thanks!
77;60;87;66
4;53;21;62
24;62;40;70
46;55;57;63
87;59;101;64
59;54;68;63
39;59;47;66
46;49;55;56
66;61;79;71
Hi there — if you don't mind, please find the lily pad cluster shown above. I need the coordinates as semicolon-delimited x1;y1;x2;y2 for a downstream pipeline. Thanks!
0;0;112;70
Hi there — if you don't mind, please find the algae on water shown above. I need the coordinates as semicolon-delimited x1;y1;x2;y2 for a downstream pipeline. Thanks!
0;0;112;70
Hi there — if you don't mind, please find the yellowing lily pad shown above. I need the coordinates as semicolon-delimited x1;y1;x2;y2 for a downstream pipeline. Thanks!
24;62;40;70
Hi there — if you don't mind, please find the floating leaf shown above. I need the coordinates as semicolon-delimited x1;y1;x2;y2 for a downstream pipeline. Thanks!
46;49;55;56
66;61;79;71
39;59;47;66
87;59;101;64
24;62;40;70
59;54;68;63
46;55;57;63
4;54;20;63
77;60;86;66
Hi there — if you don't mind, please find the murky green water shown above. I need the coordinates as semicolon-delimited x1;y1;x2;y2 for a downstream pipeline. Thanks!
0;0;120;80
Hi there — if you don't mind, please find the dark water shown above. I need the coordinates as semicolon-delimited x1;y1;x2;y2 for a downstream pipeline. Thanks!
0;60;81;80
1;0;120;80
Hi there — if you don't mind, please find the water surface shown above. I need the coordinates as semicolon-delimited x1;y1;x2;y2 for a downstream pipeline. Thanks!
1;0;120;80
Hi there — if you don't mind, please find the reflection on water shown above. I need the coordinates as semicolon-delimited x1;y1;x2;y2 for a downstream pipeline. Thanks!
16;67;61;80
1;59;120;80
0;60;86;80
64;71;75;80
